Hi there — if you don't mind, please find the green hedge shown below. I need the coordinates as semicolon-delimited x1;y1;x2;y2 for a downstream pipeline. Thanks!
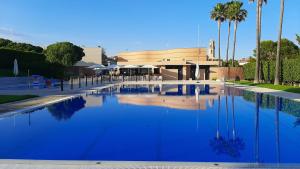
0;48;64;78
243;62;256;80
243;58;300;83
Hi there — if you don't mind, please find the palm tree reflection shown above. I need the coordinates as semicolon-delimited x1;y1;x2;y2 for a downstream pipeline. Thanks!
48;97;86;121
275;97;281;163
294;118;300;127
254;93;261;163
232;95;236;140
211;93;245;158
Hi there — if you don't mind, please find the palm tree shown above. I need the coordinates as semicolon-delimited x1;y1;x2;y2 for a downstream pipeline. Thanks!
224;1;235;67
231;1;247;67
274;0;285;85
211;3;226;67
250;0;267;83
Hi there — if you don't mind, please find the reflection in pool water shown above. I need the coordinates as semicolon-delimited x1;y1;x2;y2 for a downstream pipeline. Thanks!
0;84;300;163
47;97;86;121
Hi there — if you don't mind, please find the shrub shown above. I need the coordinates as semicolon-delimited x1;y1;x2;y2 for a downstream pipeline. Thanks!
243;62;256;80
0;48;64;78
243;57;300;83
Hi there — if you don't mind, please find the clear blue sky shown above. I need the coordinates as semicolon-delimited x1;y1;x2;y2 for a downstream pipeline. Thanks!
0;0;299;58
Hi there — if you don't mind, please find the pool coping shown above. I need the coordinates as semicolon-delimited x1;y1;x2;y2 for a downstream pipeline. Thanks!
0;160;299;168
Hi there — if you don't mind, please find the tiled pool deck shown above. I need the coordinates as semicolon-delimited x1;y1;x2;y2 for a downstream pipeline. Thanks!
0;160;299;169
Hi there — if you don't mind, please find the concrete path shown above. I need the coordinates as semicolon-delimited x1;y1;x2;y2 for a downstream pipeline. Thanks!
227;83;300;102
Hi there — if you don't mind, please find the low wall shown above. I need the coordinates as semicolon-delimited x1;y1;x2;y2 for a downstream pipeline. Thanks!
161;69;178;80
209;67;244;80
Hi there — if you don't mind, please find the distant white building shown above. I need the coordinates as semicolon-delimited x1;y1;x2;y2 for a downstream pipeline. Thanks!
238;57;250;66
75;47;103;67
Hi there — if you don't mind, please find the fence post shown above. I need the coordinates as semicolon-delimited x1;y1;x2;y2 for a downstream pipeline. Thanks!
92;76;94;85
85;76;88;87
79;76;81;88
71;77;73;90
60;79;64;91
96;76;99;85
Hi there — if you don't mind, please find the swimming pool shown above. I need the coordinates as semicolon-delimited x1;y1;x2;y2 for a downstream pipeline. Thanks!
0;84;300;164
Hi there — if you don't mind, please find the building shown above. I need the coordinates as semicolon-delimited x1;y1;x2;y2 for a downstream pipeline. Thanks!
117;42;219;80
71;47;103;76
75;47;103;67
238;57;250;66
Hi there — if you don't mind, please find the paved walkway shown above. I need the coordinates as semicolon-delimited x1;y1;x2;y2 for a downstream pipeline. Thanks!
226;83;300;102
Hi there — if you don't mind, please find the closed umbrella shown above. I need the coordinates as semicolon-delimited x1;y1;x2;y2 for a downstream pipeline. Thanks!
195;63;200;80
13;59;19;76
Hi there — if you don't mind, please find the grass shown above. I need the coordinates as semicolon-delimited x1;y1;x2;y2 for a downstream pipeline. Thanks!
0;95;38;104
228;80;300;94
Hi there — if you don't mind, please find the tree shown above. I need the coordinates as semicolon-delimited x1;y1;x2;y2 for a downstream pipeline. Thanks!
222;59;239;67
280;39;299;59
254;39;299;60
231;1;247;67
258;41;277;82
101;48;109;66
254;41;277;61
274;0;285;85
224;1;235;66
249;0;267;83
44;42;85;67
296;34;300;45
0;38;43;53
211;3;226;67
44;42;85;90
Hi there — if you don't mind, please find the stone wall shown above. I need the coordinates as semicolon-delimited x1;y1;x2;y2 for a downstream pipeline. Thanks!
209;67;244;80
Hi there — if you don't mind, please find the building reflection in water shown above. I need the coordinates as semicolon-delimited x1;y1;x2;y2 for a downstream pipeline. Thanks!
47;96;86;121
115;84;218;110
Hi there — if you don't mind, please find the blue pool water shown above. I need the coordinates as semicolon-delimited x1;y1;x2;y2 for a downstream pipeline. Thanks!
1;84;300;163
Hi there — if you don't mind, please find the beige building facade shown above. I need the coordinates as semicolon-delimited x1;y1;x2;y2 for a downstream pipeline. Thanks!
117;46;219;80
75;47;103;67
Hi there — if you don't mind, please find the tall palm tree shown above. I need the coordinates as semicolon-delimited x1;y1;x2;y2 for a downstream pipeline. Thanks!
224;1;235;67
211;3;226;67
250;0;267;83
231;1;247;67
274;0;285;85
